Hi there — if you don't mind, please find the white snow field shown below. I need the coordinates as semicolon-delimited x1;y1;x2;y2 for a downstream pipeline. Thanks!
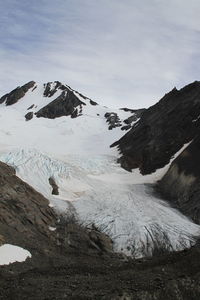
0;82;200;257
0;244;31;265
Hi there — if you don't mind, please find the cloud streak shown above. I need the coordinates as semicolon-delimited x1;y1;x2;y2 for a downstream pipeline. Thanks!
1;0;200;108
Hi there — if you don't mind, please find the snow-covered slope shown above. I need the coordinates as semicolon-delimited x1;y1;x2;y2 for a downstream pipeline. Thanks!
0;81;200;258
0;81;138;156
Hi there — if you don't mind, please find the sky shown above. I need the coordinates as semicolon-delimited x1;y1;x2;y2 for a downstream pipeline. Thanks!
0;0;200;108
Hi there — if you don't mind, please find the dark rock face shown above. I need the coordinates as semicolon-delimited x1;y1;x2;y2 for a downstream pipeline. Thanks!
104;108;144;131
123;114;138;125
25;111;33;121
158;136;200;224
121;109;145;131
43;81;67;97
27;104;34;110
49;177;59;195
39;81;100;120
112;82;200;174
90;99;98;105
121;124;132;131
104;112;122;130
0;81;35;106
36;90;86;119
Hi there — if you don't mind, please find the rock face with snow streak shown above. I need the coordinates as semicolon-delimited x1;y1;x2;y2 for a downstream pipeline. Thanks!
36;84;86;119
0;81;35;105
112;81;200;174
158;135;200;224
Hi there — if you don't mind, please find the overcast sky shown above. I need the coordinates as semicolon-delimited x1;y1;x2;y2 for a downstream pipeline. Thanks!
0;0;200;108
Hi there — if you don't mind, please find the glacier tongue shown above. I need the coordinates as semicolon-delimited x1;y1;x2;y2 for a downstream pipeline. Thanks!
1;148;200;258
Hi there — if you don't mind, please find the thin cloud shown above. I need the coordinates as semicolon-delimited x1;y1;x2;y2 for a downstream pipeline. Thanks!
0;0;200;108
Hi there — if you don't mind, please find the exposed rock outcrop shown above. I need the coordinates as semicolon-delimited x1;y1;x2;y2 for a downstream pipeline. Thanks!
104;112;122;130
43;81;67;97
49;177;59;195
112;82;200;174
36;90;86;119
158;136;200;224
90;99;98;105
120;107;145;117
105;108;144;131
25;111;33;121
0;81;35;106
27;104;35;110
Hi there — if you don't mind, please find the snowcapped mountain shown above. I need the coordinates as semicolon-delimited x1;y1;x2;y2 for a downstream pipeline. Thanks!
0;81;142;155
1;81;200;258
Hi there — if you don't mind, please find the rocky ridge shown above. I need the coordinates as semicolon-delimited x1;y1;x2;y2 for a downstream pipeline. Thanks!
0;80;142;131
112;81;200;174
0;81;35;106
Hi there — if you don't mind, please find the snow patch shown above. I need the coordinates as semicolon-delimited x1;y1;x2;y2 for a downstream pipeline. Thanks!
49;226;56;231
0;244;31;265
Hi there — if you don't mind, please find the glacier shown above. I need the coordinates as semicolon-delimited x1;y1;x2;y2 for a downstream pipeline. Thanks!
0;81;200;258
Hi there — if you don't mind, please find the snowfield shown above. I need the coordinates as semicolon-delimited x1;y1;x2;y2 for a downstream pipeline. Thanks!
0;82;200;258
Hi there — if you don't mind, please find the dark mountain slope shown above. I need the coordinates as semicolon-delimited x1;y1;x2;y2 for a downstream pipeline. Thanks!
112;81;200;174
